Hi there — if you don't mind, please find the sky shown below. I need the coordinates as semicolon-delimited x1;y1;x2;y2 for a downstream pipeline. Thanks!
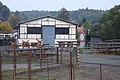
0;0;120;11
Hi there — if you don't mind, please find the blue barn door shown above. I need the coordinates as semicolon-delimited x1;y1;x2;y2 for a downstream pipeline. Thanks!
42;25;55;45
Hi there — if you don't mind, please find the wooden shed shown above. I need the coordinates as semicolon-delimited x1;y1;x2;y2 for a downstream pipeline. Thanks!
17;16;77;47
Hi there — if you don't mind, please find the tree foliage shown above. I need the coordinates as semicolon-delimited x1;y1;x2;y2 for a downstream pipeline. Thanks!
97;4;120;40
0;21;12;33
58;7;70;20
8;11;21;28
0;1;10;21
82;17;87;23
14;8;104;24
82;19;93;35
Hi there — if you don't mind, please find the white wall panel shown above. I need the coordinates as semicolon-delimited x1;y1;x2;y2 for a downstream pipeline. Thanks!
28;24;35;27
69;28;72;34
37;20;41;24
28;34;41;39
56;35;69;39
28;34;31;39
70;25;76;28
32;35;37;38
62;25;69;27
42;21;49;25
70;28;76;34
49;22;55;25
34;25;41;27
24;27;27;33
56;25;62;27
56;20;61;24
60;35;64;39
64;35;69;39
36;34;41;39
20;34;26;38
20;27;25;33
20;24;27;27
69;28;76;34
70;35;76;39
60;21;68;25
48;18;55;21
56;35;59;39
56;24;69;27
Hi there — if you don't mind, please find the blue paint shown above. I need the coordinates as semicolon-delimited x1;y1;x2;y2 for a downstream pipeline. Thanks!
42;25;55;45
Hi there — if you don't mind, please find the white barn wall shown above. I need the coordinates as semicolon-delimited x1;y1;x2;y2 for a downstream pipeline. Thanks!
18;16;77;46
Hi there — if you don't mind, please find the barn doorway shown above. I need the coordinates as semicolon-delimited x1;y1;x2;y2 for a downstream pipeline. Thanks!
42;25;55;45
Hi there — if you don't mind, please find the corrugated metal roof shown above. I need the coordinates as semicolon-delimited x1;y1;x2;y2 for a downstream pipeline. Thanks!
18;16;78;25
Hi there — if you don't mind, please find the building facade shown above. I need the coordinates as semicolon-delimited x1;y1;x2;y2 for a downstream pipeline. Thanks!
17;16;77;47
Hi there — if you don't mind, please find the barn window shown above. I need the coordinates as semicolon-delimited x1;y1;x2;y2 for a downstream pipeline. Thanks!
27;27;42;34
55;28;69;34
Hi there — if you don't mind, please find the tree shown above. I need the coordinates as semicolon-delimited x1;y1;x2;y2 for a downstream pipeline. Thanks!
82;17;87;23
8;11;21;28
0;1;10;21
0;21;12;33
58;7;70;20
97;4;120;40
83;20;93;35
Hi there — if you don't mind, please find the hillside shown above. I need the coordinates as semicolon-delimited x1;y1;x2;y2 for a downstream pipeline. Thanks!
19;8;105;24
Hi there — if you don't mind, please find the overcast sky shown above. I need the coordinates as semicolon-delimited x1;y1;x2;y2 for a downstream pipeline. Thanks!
1;0;120;11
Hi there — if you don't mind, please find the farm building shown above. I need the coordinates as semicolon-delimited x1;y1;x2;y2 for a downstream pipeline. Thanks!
17;16;77;47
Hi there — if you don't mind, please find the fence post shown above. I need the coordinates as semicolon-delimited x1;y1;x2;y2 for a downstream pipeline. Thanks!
60;47;62;64
70;51;73;80
0;48;2;80
56;47;59;64
13;47;17;76
100;64;102;80
28;47;31;80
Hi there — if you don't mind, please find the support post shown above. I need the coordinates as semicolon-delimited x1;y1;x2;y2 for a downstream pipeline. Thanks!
100;64;102;80
13;48;17;76
56;47;59;64
76;47;78;63
0;48;2;80
28;47;31;80
70;51;73;80
60;47;62;64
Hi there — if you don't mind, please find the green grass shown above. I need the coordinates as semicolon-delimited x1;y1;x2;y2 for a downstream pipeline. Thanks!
2;70;13;75
2;68;28;75
79;48;92;52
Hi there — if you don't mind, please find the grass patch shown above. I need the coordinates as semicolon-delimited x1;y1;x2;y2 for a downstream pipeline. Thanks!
79;48;92;52
2;70;13;75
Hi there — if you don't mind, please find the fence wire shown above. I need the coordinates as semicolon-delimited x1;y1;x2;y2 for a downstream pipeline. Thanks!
0;46;120;80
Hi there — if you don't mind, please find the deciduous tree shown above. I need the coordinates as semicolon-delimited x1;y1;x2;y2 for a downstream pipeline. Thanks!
0;21;12;33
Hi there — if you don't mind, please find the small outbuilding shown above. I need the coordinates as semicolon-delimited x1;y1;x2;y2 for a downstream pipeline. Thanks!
17;16;77;47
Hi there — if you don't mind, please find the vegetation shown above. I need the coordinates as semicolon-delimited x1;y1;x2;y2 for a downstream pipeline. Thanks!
15;8;105;24
0;21;12;33
8;11;21;28
94;4;120;40
82;18;93;35
58;7;70;20
0;1;10;21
